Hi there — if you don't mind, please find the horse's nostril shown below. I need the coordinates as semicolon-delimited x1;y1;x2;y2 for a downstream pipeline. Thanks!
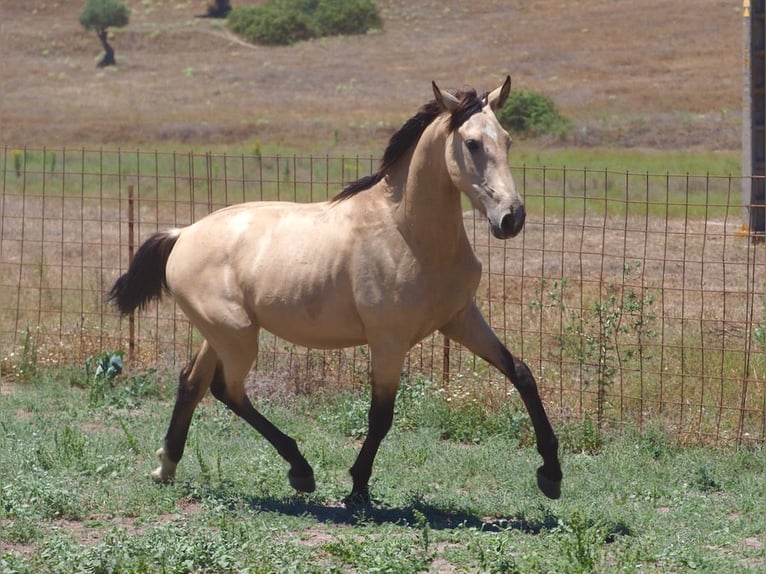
501;206;525;237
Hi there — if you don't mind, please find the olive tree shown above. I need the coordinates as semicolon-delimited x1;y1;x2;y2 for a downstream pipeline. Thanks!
79;0;130;67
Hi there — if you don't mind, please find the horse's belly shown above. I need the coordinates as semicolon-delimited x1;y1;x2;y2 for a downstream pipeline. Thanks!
255;303;367;349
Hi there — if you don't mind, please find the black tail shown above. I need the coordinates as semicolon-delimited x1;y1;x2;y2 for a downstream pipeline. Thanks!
108;230;180;316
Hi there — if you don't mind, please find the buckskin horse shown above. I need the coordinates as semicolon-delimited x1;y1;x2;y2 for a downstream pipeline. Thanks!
109;77;562;505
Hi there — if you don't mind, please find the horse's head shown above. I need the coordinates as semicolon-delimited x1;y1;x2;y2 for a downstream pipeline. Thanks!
433;76;524;239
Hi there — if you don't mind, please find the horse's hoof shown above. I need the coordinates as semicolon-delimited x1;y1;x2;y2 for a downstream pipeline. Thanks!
288;469;316;493
150;447;176;484
343;489;371;510
536;467;561;500
151;467;173;483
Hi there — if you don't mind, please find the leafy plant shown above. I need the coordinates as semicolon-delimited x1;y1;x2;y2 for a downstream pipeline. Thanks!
561;264;658;428
557;417;604;454
496;89;570;138
317;387;370;439
556;511;607;574
87;350;124;381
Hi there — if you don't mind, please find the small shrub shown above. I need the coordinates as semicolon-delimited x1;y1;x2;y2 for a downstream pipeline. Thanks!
557;417;604;454
496;89;570;138
227;0;381;46
313;0;381;36
228;1;313;46
556;511;608;574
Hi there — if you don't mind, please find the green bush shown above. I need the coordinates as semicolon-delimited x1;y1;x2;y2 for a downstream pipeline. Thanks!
228;1;313;46
496;89;570;138
313;0;381;36
227;0;381;46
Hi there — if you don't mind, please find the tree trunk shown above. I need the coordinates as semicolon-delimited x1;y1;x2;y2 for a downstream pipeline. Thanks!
199;0;231;18
96;28;116;67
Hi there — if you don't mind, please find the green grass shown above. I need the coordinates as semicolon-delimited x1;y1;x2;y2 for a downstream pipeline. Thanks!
511;146;742;221
1;368;763;573
1;145;742;221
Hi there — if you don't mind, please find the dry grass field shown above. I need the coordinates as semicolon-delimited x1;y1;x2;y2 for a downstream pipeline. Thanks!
0;0;744;151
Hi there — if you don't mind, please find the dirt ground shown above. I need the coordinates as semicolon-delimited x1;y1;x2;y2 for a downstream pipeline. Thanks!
0;0;744;151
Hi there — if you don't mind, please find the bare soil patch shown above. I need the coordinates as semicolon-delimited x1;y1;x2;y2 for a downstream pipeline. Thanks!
0;0;742;151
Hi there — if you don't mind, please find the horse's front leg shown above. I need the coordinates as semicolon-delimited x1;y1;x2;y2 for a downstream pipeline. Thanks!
345;344;407;507
440;303;562;499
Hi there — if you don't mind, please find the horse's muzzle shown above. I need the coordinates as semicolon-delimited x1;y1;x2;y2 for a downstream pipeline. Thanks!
492;205;526;239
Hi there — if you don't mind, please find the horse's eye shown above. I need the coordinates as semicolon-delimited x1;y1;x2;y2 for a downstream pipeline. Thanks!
465;139;480;152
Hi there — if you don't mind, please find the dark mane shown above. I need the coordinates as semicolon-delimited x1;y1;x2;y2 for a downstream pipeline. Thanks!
332;88;486;202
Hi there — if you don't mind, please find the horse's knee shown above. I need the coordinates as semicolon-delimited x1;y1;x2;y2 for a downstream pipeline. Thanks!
511;357;537;388
498;347;537;390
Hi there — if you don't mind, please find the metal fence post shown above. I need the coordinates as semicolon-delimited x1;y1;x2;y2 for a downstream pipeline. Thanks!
128;184;135;362
744;0;766;236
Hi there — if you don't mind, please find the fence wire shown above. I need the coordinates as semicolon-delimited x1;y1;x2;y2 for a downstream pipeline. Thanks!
1;147;764;445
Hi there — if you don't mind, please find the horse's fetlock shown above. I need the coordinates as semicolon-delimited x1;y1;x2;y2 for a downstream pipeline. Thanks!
538;434;559;456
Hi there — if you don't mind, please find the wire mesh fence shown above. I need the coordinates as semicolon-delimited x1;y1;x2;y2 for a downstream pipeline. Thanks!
1;146;764;445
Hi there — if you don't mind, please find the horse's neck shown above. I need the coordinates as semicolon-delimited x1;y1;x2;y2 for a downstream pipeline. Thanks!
386;126;468;257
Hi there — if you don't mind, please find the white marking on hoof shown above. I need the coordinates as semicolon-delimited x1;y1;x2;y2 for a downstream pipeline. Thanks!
150;447;177;483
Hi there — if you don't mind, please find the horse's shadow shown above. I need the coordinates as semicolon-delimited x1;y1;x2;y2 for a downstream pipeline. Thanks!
250;496;559;533
182;481;559;533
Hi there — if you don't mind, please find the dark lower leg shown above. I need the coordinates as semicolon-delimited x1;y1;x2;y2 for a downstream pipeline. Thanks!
162;361;205;462
210;375;314;492
152;351;214;482
347;397;395;504
501;348;562;498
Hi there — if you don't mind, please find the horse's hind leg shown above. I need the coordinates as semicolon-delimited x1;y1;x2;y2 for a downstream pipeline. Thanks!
152;340;218;483
209;344;315;493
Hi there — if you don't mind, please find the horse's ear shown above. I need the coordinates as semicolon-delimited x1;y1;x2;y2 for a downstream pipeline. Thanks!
487;75;512;111
432;81;460;112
